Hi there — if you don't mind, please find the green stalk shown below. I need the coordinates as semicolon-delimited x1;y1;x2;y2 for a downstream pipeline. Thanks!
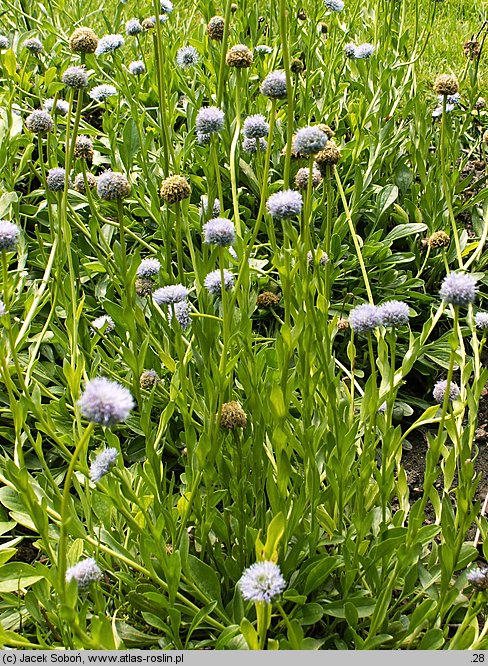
216;0;233;107
279;0;294;188
230;69;243;236
440;94;463;269
175;202;184;282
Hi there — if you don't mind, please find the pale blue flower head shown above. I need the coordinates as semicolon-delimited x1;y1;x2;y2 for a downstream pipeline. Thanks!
378;300;410;327
266;190;303;219
349;303;382;334
153;284;189;304
355;43;375;59
24;37;43;53
199;195;220;217
196;106;225;134
433;379;460;403
204;269;234;294
62;65;88;89
0;299;5;316
243;137;267;153
467;567;488;590
243;114;269;139
439;272;477;307
238;561;286;603
129;60;145;75
203;218;235;246
89;84;117;102
260;70;287;98
96;34;124;56
167;300;191;330
293;126;328;155
325;0;344;11
197;131;211;145
137;258;161;277
126;18;143;35
439;93;460;105
90;448;118;482
475;312;488;331
0;220;20;251
160;0;173;13
25;109;54;133
255;45;272;54
176;46;199;68
344;42;357;58
47;167;68;192
0;36;9;49
79;377;134;427
91;315;115;334
43;98;69;115
65;558;103;589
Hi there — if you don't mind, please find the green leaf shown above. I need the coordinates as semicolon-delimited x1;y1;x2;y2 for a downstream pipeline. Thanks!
322;597;376;618
187;555;221;602
419;628;445;650
384;223;427;242
120;118;141;170
0;563;44;592
240;618;258;650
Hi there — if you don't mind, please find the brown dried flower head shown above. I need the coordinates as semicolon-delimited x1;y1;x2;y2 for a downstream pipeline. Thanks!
256;291;281;308
463;40;481;60
297;8;307;20
74;135;94;160
220;401;247;429
337;318;349;331
428;230;451;249
483;130;488;144
319;22;328;34
207;16;225;40
315;139;341;171
290;58;305;74
475;97;486;110
294;166;323;189
135;278;155;297
139;369;159;389
73;172;97;194
160;175;191;204
433;74;459;96
226;44;253;68
69;27;99;54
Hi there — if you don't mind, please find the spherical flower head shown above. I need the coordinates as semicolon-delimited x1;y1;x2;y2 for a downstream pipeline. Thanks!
140;369;159;389
137;257;161;278
204;269;234;294
238;561;286;603
243;114;269;139
196;106;225;134
90;448;118;482
160;175;191;204
96;34;124;56
378;300;410;327
475;97;486;110
255;45;273;55
126;19;143;35
199;195;220;218
89;84;117;102
0;299;5;316
129;60;145;75
220;401;247;429
207;16;225;40
290;58;305;73
153;284;189;305
256;291;281;308
349;303;382;335
337;317;349;331
65;558;103;590
325;0;344;11
62;66;88;89
475;312;488;331
315;139;341;170
434;74;459;96
91;315;115;334
176;46;199;68
428;230;450;249
0;36;9;50
73;172;97;194
203;218;236;247
160;0;173;13
0;220;20;251
43;98;69;115
24;38;43;53
433;379;460;403
243;137;267;154
439;92;460;106
69;27;99;54
467;567;488;591
307;248;328;266
260;70;287;98
74;135;94;160
79;377;134;427
439;272;477;307
355;43;375;59
266;190;303;219
344;42;357;58
25;110;54;134
97;171;131;201
226;44;253;68
295;166;323;189
167;300;191;330
135;277;154;297
47;167;68;192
